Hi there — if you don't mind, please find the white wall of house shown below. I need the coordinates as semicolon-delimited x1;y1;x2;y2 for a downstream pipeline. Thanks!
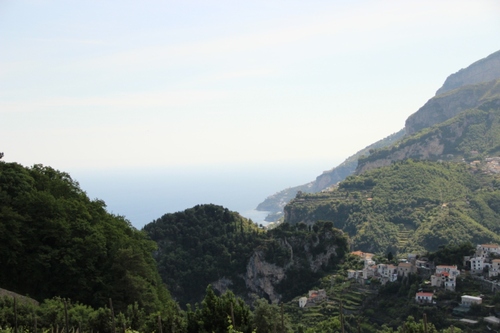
461;295;482;307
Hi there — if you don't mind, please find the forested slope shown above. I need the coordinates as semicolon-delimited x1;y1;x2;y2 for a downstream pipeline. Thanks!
143;205;349;306
284;159;500;254
0;162;172;313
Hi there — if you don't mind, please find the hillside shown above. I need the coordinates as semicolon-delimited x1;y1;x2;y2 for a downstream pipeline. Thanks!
143;205;349;306
256;130;405;221
0;162;172;313
405;79;500;135
284;159;500;254
436;49;500;95
257;49;500;222
358;96;500;174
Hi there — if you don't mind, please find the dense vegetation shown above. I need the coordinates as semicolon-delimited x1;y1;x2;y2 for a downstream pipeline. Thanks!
359;97;500;169
144;205;349;306
144;204;264;306
285;159;500;254
0;162;174;314
256;129;405;219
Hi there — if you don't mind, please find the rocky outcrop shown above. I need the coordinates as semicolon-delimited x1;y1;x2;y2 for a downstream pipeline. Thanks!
356;136;445;174
436;50;500;96
241;228;345;303
244;251;285;303
358;98;500;174
405;79;500;135
211;277;233;296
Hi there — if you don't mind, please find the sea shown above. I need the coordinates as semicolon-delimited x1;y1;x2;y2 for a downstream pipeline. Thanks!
72;161;339;230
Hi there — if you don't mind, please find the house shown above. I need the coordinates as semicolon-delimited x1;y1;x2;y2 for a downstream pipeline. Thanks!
484;316;500;326
377;264;398;283
489;259;500;278
435;265;459;276
398;262;416;277
351;251;375;261
347;270;357;279
351;251;376;267
299;297;307;308
430;265;460;291
431;272;456;291
363;265;377;280
476;244;500;258
470;257;486;274
307;289;326;305
415;292;433;304
461;295;482;307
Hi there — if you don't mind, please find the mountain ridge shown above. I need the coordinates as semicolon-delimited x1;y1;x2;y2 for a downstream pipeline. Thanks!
256;49;500;222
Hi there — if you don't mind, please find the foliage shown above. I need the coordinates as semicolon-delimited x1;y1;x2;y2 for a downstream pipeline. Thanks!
284;159;500;254
358;90;500;168
144;204;265;306
0;162;172;313
426;242;475;269
145;205;349;305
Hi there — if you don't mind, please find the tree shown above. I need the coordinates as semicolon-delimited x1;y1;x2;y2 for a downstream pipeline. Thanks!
252;299;292;333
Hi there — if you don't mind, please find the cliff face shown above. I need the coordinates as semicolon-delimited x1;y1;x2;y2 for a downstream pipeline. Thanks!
358;97;500;174
405;79;500;135
436;50;500;95
243;251;286;303
356;136;445;174
214;225;347;303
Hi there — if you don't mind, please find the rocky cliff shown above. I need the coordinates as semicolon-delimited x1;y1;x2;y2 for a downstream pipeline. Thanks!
436;50;500;95
213;223;347;303
358;97;500;174
405;79;500;135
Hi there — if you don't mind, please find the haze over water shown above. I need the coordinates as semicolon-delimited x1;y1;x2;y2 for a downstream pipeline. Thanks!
74;160;338;229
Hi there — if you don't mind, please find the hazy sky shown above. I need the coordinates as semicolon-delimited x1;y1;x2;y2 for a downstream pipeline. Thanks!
2;0;500;172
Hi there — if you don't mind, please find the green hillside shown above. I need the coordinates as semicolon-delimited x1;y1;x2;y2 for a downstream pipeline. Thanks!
0;162;172;313
143;204;265;306
284;159;500;254
143;205;349;306
359;97;500;172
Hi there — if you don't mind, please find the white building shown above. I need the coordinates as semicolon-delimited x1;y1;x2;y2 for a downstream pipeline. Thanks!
377;264;398;282
435;265;459;277
476;244;500;258
415;292;433;304
398;262;416;277
299;297;307;308
461;295;482;307
470;257;486;274
430;265;460;291
489;259;500;278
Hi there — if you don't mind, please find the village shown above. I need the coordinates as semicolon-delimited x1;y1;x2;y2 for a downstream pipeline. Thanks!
297;244;500;327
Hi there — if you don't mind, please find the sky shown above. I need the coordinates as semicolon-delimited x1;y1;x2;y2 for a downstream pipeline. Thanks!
2;1;500;228
1;0;500;172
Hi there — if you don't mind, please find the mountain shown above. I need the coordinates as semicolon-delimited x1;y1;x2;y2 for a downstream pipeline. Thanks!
284;159;500;254
405;78;500;135
436;49;500;95
358;91;500;174
143;204;349;306
256;130;405;221
257;49;500;222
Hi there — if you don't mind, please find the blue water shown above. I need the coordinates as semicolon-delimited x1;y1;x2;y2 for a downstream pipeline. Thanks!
71;161;338;229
